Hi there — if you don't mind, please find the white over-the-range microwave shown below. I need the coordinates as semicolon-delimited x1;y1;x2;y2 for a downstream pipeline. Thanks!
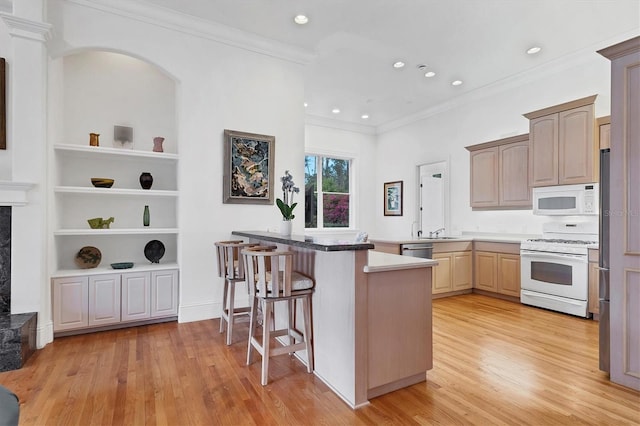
532;183;599;216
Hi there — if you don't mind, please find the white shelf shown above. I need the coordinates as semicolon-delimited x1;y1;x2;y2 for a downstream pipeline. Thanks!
55;143;179;161
52;262;179;278
54;228;179;236
54;186;178;197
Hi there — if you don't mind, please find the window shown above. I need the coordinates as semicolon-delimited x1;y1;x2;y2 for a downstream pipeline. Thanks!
305;155;352;229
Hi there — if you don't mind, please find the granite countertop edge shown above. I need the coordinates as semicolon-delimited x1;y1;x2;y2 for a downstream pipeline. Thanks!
232;230;374;252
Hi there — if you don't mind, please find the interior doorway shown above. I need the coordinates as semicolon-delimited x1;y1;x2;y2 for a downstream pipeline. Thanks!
418;161;449;237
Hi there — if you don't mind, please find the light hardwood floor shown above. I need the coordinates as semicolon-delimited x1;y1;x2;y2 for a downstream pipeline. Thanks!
1;294;639;425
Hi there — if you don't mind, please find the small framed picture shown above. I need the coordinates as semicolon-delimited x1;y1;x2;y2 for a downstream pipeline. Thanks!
384;181;403;216
223;129;275;204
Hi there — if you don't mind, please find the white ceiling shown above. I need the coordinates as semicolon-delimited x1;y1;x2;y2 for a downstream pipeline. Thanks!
137;0;639;128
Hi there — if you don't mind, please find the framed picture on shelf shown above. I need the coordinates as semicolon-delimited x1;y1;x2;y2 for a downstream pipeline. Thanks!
223;129;275;204
384;180;403;216
1;58;6;150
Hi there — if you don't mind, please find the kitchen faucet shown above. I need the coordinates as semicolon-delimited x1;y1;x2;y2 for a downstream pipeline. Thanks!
429;227;445;238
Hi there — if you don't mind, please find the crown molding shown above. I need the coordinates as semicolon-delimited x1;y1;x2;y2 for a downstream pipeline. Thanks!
0;12;53;42
305;114;376;135
66;0;314;66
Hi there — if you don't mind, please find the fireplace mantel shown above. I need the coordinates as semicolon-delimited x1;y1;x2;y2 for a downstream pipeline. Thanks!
0;181;34;206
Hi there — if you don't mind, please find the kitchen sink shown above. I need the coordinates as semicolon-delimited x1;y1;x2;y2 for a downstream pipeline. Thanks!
419;236;459;240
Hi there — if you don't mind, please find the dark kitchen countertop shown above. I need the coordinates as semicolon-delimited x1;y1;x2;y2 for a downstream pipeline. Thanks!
232;230;374;252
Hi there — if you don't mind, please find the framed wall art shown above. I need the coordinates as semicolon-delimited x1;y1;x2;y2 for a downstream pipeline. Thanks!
223;129;275;204
1;58;6;150
384;180;403;216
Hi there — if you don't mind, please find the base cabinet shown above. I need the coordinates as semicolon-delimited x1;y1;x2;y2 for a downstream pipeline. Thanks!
432;251;472;295
52;268;178;333
474;243;521;298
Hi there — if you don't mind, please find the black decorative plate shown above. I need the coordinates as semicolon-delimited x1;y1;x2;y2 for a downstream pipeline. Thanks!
144;240;165;263
75;246;102;269
111;262;134;269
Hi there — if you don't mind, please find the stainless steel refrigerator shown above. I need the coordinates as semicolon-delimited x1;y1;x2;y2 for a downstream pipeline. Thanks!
599;148;610;373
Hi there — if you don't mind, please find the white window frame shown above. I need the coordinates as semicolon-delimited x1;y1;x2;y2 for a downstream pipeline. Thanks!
304;151;356;231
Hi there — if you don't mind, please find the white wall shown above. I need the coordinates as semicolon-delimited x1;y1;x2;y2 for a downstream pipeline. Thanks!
304;123;377;236
0;21;12;179
374;53;613;239
39;1;307;333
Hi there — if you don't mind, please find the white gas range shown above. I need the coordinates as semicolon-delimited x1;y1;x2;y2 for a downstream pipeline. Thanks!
520;221;598;317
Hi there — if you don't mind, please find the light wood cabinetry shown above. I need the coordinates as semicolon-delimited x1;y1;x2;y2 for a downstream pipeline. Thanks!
452;252;473;291
598;36;640;390
474;252;498;292
466;134;531;209
597;116;611;150
432;242;473;295
588;249;599;317
474;242;521;298
524;95;597;186
52;267;178;334
497;254;521;297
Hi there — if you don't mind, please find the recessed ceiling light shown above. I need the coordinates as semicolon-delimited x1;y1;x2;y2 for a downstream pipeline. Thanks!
393;61;405;69
451;80;463;86
361;114;369;119
294;15;309;25
424;71;436;78
303;102;308;107
527;46;542;55
332;108;340;114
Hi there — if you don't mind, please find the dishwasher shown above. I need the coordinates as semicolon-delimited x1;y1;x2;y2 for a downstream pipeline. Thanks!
400;242;433;259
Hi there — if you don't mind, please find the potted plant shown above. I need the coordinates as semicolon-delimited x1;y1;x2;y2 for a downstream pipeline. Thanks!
276;170;299;236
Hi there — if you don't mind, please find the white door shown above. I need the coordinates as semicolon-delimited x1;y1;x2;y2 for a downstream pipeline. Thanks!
420;161;447;236
121;272;151;322
88;274;121;326
151;269;178;318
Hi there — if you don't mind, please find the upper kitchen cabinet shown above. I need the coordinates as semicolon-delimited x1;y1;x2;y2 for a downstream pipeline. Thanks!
466;133;531;209
524;95;597;187
597;116;611;150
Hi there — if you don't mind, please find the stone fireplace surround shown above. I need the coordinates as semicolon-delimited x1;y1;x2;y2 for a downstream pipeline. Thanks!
0;182;37;372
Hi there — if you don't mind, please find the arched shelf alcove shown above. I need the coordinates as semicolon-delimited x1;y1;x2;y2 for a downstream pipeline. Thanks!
49;50;180;334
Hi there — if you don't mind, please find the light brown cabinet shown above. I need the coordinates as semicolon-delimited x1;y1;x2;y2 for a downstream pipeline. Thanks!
525;95;597;187
474;242;521;298
474;251;498;292
467;134;531;209
497;254;521;297
432;251;472;295
597;116;611;150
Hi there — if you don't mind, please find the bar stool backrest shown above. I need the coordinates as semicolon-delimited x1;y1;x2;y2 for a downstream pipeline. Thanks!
244;248;310;299
215;240;256;281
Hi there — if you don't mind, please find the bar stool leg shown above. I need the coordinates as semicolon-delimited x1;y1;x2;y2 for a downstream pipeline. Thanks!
226;280;237;346
287;299;295;348
219;279;229;334
261;301;273;386
302;295;314;373
247;294;258;366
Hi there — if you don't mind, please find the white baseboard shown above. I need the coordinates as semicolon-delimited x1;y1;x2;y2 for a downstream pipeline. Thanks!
37;320;53;348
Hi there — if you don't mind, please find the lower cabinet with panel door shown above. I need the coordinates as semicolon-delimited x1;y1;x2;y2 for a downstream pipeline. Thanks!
52;267;178;335
473;242;521;299
431;241;473;297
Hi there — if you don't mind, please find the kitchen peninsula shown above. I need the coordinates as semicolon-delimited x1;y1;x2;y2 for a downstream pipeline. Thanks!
232;231;437;408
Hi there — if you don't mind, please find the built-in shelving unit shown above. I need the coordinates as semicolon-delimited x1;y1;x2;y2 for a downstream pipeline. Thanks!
53;143;179;273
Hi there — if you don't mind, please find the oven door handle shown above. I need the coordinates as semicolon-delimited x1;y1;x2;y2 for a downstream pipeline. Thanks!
520;250;588;263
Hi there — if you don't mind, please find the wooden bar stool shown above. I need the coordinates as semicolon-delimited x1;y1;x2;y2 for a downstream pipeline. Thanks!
215;240;257;345
242;247;315;385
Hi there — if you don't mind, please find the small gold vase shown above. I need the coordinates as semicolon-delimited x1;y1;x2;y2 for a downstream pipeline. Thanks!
89;133;100;147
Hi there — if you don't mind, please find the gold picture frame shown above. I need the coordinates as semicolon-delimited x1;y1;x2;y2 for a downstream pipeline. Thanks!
384;181;403;216
223;129;275;204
